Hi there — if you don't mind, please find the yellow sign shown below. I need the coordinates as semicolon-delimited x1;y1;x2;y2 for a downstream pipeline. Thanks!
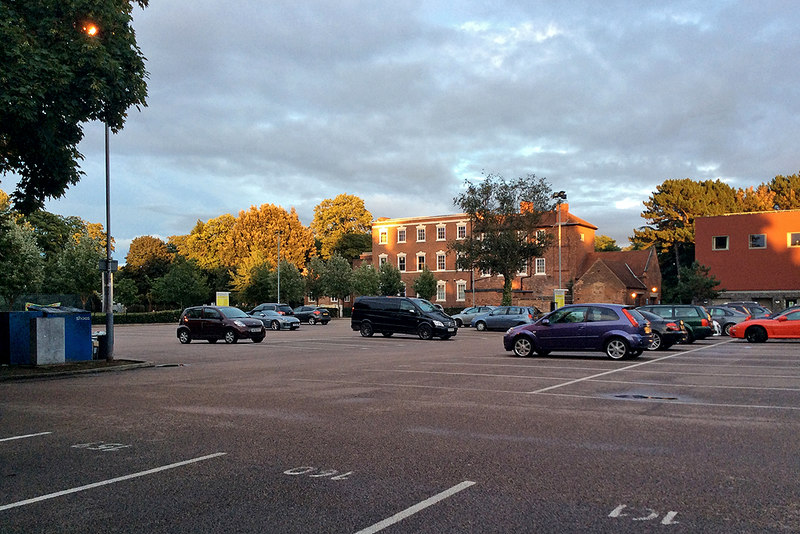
554;289;566;309
215;292;230;306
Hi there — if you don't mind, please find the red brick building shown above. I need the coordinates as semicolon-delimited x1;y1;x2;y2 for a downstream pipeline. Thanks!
573;249;661;306
695;209;800;310
370;204;662;310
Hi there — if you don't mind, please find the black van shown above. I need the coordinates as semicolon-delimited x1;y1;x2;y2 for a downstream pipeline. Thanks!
351;296;458;340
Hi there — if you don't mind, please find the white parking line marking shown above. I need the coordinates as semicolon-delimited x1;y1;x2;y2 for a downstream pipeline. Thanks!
354;480;476;534
0;432;52;442
0;452;226;512
528;342;731;394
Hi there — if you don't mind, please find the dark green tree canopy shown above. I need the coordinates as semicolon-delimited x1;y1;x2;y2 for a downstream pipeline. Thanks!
0;0;149;213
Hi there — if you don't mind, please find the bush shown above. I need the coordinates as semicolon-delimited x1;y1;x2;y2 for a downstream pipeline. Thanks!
91;309;182;325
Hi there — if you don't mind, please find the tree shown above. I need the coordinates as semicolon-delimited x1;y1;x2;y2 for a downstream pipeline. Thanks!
52;233;104;308
114;277;138;310
352;264;380;296
273;260;305;306
122;235;172;299
594;235;622;252
18;210;87;258
378;262;404;296
231;254;273;307
412;267;437;301
768;173;800;209
1;0;150;212
311;194;373;259
0;214;44;310
321;254;353;316
665;262;721;304
171;214;236;270
450;173;554;305
331;232;372;264
304;257;326;304
151;257;210;309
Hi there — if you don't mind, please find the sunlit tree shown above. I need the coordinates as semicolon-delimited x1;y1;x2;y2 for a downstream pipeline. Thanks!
311;194;372;259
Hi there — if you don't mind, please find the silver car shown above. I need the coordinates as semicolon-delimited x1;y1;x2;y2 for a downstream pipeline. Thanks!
707;306;750;336
249;309;301;331
451;306;496;327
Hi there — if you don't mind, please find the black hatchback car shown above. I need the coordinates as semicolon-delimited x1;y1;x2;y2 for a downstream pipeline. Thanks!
177;306;265;344
293;306;331;325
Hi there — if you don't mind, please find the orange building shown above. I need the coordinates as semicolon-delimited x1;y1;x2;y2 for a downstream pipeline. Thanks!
695;210;800;310
370;204;660;310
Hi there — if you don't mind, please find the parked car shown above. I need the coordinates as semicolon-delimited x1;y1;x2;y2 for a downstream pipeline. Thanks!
249;309;301;330
729;308;800;342
637;304;713;343
471;306;539;331
177;306;265;344
451;306;496;327
293;305;331;325
638;309;686;350
724;301;771;319
248;303;294;316
503;304;652;360
351;296;457;340
706;306;750;336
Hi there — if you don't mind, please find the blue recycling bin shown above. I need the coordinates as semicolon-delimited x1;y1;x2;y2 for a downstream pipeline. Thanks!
0;311;43;365
27;306;93;362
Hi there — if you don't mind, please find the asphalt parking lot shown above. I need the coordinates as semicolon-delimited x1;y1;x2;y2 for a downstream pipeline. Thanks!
2;320;799;533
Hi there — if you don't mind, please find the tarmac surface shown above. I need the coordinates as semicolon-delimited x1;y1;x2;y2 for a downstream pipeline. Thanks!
2;320;799;533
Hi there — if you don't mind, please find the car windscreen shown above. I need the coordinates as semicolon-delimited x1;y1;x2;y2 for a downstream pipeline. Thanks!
411;298;437;312
219;306;249;318
626;308;647;324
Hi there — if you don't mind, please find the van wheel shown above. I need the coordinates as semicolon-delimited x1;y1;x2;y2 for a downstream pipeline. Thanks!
418;324;434;340
360;322;374;337
381;332;393;337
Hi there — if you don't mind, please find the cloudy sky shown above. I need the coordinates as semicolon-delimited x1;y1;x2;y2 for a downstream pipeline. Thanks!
17;1;800;261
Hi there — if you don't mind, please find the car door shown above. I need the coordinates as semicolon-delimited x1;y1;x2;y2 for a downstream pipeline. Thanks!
772;310;800;338
583;306;622;349
485;307;509;330
535;306;589;350
202;307;224;339
397;299;418;333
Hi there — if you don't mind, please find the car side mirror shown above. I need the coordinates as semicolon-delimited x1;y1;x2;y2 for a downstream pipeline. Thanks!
541;318;550;326
777;316;788;322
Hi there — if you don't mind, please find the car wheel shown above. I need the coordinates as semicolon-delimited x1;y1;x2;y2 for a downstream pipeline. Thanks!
660;342;674;351
723;323;734;336
308;317;316;325
604;337;629;360
475;321;487;331
381;332;393;337
745;326;768;343
440;334;451;340
270;320;281;331
178;330;191;344
252;335;264;343
360;321;374;337
647;332;662;351
418;324;434;340
683;330;695;344
224;329;237;344
513;337;533;357
455;318;463;327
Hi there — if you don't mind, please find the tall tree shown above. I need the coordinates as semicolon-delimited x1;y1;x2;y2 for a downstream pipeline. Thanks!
0;214;44;310
352;264;380;296
768;173;800;209
304;257;326;304
52;233;104;308
450;173;554;305
321;254;353;316
171;214;236;270
311;194;373;259
412;267;437;301
594;235;622;252
331;232;372;264
272;260;305;306
151;257;210;309
1;0;150;212
665;262;721;304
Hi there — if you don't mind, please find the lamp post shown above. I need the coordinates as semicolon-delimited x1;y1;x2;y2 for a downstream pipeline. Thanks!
552;191;567;290
276;232;281;303
84;21;116;360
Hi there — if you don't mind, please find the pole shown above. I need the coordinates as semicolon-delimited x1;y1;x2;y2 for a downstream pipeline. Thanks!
557;201;562;290
276;234;281;303
104;122;114;360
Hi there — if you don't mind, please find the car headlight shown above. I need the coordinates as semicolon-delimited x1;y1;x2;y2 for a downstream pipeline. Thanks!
433;320;444;327
234;320;246;327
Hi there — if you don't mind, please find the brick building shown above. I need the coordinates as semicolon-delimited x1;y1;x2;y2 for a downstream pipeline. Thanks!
695;209;800;310
573;249;661;306
369;204;659;310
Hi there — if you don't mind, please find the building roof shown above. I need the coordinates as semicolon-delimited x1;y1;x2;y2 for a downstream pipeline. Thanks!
578;249;656;290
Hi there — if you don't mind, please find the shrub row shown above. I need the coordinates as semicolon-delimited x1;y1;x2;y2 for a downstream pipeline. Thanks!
91;310;182;325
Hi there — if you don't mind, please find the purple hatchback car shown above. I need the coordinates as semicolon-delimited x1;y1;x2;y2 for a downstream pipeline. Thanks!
503;303;652;360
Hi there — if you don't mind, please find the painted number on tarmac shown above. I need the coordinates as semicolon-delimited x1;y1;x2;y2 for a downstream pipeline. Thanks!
72;441;132;452
283;466;353;480
609;505;679;525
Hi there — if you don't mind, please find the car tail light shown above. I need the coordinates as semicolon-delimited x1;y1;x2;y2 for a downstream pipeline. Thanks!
700;318;709;327
622;308;639;327
313;310;320;315
665;322;679;331
745;315;752;321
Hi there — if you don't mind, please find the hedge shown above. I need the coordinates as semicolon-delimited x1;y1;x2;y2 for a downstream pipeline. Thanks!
91;309;182;325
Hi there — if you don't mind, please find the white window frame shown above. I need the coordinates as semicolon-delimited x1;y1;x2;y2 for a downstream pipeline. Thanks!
436;225;446;241
416;253;426;271
379;228;388;245
456;280;467;301
535;257;546;275
436;281;446;302
457;224;467;240
436;252;446;271
397;253;406;271
378;254;388;265
517;260;528;276
712;235;729;251
397;227;406;243
416;226;426;242
789;232;800;248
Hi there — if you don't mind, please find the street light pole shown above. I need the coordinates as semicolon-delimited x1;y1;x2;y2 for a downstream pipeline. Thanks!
103;122;115;360
276;232;281;303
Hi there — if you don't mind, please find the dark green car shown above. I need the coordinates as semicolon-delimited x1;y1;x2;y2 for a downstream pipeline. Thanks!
637;305;713;343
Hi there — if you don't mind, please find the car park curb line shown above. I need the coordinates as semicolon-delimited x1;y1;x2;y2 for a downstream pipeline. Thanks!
0;360;154;382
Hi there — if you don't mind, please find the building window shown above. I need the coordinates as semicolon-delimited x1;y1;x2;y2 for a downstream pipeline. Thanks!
749;234;766;249
417;254;426;271
437;253;446;271
518;261;528;276
789;233;800;247
398;254;406;271
535;258;546;275
457;224;467;239
712;235;729;250
416;227;426;242
379;229;388;244
536;230;547;243
456;281;466;301
437;226;446;241
580;233;585;242
436;282;446;302
379;254;388;265
330;297;338;303
397;228;406;243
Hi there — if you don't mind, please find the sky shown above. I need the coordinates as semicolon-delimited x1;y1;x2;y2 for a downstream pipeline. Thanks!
9;1;800;263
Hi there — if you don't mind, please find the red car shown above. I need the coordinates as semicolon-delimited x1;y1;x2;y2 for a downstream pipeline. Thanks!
729;309;800;342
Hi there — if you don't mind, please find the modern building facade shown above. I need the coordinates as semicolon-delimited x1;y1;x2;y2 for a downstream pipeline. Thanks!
695;209;800;310
370;204;662;310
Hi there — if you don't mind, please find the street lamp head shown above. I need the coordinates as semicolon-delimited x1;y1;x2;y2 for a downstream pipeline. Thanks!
82;22;99;36
552;191;567;201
